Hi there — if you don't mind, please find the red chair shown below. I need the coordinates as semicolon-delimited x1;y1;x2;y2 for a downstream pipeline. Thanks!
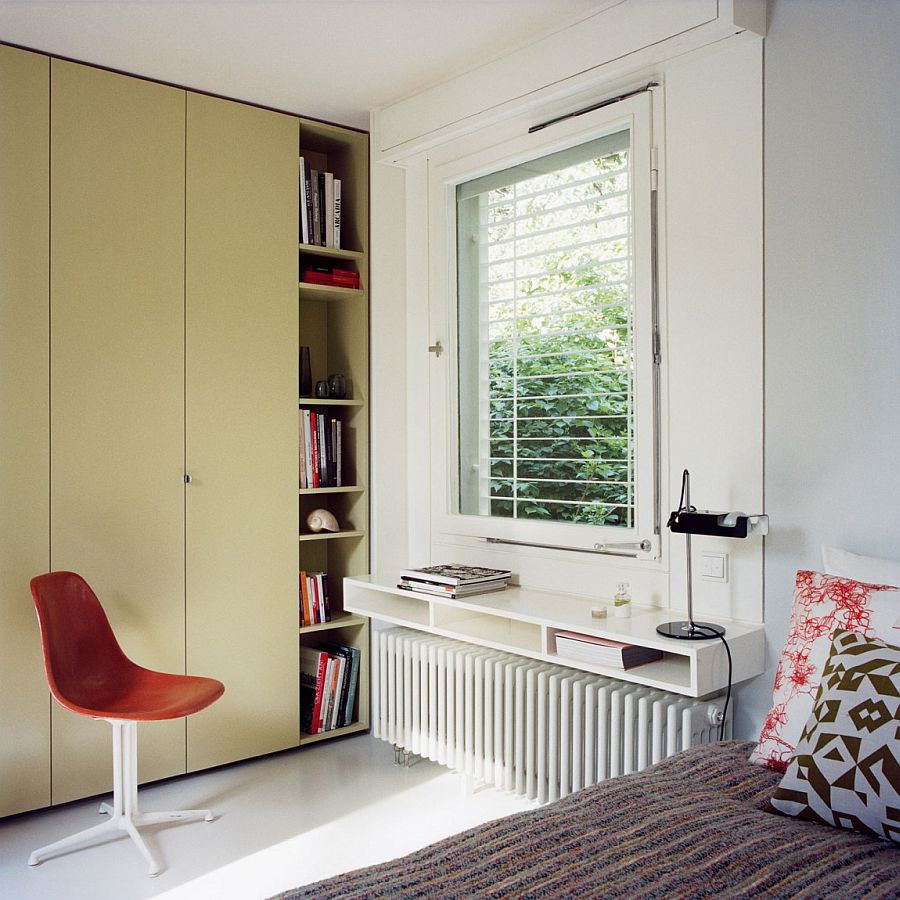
28;571;225;876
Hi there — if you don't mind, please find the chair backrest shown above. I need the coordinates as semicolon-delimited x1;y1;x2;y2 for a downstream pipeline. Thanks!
30;572;134;714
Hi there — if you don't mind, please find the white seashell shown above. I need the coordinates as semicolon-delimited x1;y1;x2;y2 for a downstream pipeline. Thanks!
306;508;339;533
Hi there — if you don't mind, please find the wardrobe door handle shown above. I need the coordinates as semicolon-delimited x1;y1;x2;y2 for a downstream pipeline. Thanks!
184;474;193;484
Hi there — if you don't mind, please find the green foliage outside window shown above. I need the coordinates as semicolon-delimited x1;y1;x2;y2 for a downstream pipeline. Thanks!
483;151;635;527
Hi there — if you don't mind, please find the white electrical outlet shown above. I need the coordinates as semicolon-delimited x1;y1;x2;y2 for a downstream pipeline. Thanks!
700;552;728;582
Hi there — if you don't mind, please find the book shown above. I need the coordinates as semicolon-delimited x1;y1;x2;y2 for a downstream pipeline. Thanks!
300;645;329;734
554;631;663;669
328;418;340;487
300;410;343;493
299;569;312;626
309;572;319;624
298;410;307;489
305;410;313;488
298;156;309;245
397;578;509;599
319;655;335;730
310;411;320;488
335;420;342;486
316;413;328;487
333;178;341;249
310;168;321;246
340;643;360;727
317;171;326;245
301;264;360;289
320;573;331;621
303;159;314;245
320;413;332;487
319;641;360;729
324;171;335;248
399;564;512;586
319;641;351;728
311;573;322;623
324;653;344;730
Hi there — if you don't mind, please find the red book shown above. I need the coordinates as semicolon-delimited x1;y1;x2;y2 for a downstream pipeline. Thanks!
300;646;328;735
302;271;334;284
310;411;319;488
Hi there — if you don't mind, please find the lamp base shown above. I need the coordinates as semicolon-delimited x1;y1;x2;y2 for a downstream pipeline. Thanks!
656;621;725;641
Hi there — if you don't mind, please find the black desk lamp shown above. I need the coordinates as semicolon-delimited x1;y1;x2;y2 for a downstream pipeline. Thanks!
657;469;768;641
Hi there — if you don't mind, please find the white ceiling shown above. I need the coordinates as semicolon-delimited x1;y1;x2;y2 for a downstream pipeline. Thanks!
0;1;607;130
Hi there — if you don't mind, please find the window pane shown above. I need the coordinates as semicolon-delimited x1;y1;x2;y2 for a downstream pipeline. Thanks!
457;130;635;528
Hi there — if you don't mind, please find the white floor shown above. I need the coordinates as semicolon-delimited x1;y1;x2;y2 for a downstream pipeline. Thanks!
0;734;532;900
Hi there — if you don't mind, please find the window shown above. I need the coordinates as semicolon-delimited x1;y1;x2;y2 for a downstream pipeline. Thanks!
457;131;635;528
430;95;657;557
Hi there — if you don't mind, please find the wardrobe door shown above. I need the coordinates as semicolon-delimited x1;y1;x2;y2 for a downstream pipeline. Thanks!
0;44;51;818
185;93;299;770
50;61;187;802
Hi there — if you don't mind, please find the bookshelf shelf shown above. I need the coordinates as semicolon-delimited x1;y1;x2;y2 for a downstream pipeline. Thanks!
300;611;368;634
299;529;364;543
298;282;365;302
298;398;364;407
297;117;370;748
299;242;364;261
299;484;364;495
300;720;367;747
344;575;765;699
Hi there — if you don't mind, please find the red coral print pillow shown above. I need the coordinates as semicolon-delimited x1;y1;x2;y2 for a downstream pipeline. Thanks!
749;570;899;772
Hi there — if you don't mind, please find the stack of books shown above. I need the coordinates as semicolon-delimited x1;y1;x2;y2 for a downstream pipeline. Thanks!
299;409;342;488
299;156;342;249
301;264;360;290
398;564;512;599
300;641;360;735
299;570;331;626
554;631;663;670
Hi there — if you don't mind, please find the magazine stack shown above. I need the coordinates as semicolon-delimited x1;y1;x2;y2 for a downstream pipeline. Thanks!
398;564;512;599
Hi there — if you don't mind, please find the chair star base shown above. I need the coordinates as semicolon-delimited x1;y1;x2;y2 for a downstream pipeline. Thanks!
28;719;214;877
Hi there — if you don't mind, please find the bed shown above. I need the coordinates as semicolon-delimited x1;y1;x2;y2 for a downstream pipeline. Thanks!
274;741;900;899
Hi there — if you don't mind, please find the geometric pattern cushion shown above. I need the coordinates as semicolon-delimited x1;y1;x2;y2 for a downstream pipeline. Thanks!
749;571;900;772
769;628;900;843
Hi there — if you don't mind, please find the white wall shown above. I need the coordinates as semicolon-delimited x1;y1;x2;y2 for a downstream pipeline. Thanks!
736;0;900;737
369;153;410;579
370;6;766;735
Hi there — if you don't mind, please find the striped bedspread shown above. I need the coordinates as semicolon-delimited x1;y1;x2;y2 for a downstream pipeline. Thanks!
274;741;900;899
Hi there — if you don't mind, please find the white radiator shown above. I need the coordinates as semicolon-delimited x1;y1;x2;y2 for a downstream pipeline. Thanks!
372;627;730;804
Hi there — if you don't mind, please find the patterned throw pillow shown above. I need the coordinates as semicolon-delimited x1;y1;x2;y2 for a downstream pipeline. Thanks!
750;571;899;772
769;628;900;843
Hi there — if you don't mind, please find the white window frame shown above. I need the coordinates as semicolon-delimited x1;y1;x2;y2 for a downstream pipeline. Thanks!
427;92;659;559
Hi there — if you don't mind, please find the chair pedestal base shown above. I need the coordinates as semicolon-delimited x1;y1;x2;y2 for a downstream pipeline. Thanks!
28;719;214;877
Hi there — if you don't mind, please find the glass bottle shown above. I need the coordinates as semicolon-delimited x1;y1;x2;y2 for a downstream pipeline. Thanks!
613;582;631;617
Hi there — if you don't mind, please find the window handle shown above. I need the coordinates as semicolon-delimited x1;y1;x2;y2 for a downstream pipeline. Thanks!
593;539;652;553
428;340;444;358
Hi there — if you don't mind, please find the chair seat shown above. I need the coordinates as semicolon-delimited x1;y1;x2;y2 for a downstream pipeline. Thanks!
59;667;225;721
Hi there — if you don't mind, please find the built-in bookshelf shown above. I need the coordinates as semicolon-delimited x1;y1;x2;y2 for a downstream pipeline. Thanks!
298;118;369;746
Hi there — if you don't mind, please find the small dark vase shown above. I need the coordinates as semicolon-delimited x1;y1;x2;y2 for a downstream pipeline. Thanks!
328;373;347;399
299;346;312;396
